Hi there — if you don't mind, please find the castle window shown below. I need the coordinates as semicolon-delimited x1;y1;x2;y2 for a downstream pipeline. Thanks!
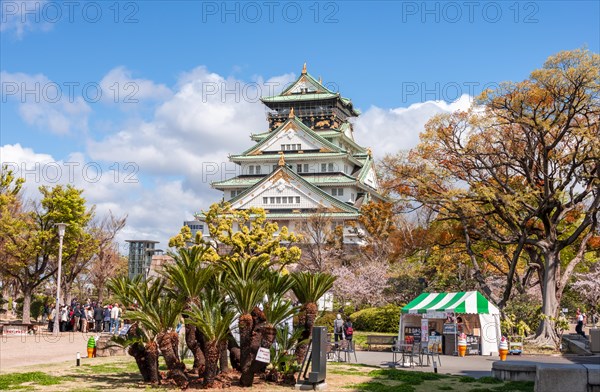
321;163;327;172
263;197;268;204
296;196;300;203
328;163;334;172
297;163;309;173
332;188;344;196
282;144;301;151
249;166;254;175
270;197;275;204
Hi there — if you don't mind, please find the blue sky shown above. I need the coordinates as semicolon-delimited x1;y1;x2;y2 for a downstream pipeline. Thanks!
1;0;598;248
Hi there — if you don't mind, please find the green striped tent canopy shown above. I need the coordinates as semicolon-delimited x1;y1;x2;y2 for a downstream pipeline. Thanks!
401;291;499;315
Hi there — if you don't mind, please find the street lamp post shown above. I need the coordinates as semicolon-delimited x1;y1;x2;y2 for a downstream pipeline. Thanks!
53;223;67;335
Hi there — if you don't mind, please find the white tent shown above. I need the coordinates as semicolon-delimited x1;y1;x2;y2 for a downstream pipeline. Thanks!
399;291;501;356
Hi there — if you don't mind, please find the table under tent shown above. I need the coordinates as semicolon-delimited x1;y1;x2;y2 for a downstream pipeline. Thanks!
398;291;501;356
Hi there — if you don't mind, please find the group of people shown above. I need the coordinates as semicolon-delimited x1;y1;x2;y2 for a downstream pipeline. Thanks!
333;314;353;343
43;300;123;334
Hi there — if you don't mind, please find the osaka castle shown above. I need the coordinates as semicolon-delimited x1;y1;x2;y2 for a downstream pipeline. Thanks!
200;64;386;244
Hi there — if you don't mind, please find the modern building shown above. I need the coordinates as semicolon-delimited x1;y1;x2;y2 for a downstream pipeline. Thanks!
183;220;204;241
198;64;386;243
126;240;160;279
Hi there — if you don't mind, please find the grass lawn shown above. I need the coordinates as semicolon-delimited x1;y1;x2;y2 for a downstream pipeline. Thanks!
0;357;534;392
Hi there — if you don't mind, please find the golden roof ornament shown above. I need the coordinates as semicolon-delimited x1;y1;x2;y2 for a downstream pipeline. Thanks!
288;107;295;118
302;62;307;74
278;152;286;166
367;147;372;156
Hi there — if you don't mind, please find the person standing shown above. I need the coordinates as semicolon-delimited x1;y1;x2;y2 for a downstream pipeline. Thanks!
103;305;111;332
333;314;344;344
343;317;354;341
110;303;120;334
94;304;103;332
576;308;586;338
60;306;68;332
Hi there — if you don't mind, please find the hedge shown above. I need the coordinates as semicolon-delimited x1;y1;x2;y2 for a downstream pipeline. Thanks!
350;304;401;333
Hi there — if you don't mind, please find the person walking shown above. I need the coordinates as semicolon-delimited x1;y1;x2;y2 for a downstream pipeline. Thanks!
110;303;120;334
60;306;69;332
343;317;354;341
333;314;344;345
576;308;586;338
73;305;83;332
94;304;103;332
103;305;111;332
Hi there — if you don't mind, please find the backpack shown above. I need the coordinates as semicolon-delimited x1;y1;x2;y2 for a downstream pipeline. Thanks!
345;325;353;336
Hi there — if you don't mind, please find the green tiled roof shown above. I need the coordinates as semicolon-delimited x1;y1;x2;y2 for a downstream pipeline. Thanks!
213;173;360;190
240;117;343;156
227;165;360;214
265;212;360;219
230;152;347;161
262;93;339;103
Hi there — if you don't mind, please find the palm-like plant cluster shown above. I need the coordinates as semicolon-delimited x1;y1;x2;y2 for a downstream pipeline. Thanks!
108;242;335;388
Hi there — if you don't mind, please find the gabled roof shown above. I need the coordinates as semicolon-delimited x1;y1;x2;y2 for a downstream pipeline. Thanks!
227;164;360;214
402;291;500;315
213;172;362;190
261;65;360;116
239;116;343;156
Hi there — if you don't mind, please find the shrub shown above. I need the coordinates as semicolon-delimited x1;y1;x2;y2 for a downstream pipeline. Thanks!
315;311;337;333
502;294;541;336
350;304;401;333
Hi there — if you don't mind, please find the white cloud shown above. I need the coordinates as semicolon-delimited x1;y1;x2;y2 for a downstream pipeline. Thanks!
99;66;172;107
0;0;53;39
354;94;472;157
1;71;91;135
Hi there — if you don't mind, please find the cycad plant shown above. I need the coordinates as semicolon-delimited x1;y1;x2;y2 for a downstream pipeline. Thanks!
291;271;336;364
163;245;214;375
220;256;269;387
186;294;235;387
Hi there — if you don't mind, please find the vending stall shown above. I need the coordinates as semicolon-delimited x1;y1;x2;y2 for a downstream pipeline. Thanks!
398;291;501;356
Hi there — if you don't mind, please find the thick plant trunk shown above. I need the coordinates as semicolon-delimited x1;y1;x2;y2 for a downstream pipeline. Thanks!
157;331;188;387
250;325;276;375
228;333;241;371
203;341;220;387
239;313;255;387
128;342;153;382
146;341;160;384
185;323;206;375
295;302;317;364
533;250;560;347
219;340;230;373
21;286;32;323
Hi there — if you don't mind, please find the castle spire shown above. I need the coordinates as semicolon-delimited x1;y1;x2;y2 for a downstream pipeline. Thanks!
288;107;295;118
302;62;307;75
278;151;286;166
318;76;322;84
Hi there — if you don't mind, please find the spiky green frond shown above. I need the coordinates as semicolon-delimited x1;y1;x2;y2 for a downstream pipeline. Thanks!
291;271;336;304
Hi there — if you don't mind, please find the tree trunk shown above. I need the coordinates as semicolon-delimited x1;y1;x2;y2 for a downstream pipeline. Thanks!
157;331;188;387
21;286;32;324
228;333;241;371
97;283;105;305
219;340;230;373
203;341;220;387
533;250;560;347
128;342;152;382
185;323;205;375
145;341;160;384
238;313;255;387
295;302;317;364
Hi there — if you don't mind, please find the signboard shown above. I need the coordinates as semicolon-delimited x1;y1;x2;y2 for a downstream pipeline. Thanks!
425;311;447;319
118;324;132;337
255;347;271;363
421;318;429;342
2;325;28;335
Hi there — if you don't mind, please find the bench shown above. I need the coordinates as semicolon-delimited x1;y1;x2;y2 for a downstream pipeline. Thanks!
366;335;396;351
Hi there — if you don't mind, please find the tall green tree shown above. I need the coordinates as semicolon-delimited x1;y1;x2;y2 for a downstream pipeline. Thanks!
384;49;599;345
0;183;93;323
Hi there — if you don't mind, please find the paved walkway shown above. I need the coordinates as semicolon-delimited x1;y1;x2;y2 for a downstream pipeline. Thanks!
0;332;107;372
346;351;600;378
